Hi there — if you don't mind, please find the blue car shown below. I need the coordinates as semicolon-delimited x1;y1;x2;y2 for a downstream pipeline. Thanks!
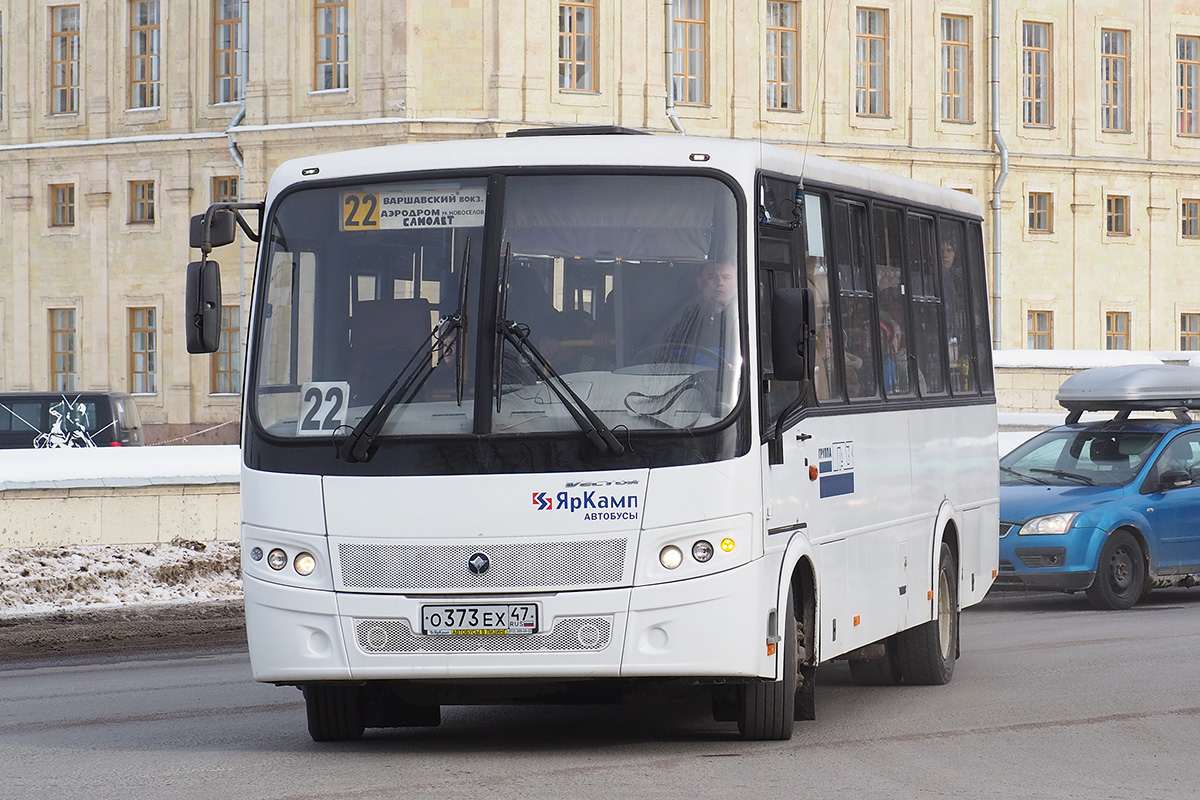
998;365;1200;609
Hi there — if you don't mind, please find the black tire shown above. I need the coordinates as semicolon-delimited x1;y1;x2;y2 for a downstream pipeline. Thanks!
895;542;958;686
304;684;366;742
848;641;902;686
736;590;797;740
1085;530;1145;610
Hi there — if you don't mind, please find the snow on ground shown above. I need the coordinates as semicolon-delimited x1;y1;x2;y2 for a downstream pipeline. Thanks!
0;538;242;618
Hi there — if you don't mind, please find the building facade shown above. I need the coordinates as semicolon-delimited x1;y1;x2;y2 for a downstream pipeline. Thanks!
1;0;1198;438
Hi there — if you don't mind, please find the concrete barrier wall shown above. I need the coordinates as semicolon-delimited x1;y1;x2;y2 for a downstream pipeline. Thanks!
0;446;240;548
2;484;239;548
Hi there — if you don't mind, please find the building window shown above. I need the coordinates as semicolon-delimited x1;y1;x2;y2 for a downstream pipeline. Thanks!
1100;29;1128;133
671;0;707;105
129;1;161;109
50;184;75;227
1021;21;1051;127
129;180;155;223
315;0;348;91
1182;313;1200;351
214;0;246;104
1105;311;1129;350
129;308;157;394
1027;310;1052;350
940;14;970;122
766;1;799;110
50;309;77;391
1178;35;1200;136
558;1;596;92
1183;199;1200;239
855;8;887;116
212;305;242;394
213;175;239;203
1106;194;1130;235
1028;192;1052;232
51;5;81;115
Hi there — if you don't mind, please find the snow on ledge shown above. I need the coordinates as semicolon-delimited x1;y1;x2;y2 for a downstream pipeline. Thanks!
0;445;240;491
992;349;1165;370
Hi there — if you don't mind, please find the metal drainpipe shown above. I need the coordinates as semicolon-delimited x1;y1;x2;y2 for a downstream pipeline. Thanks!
989;0;1009;349
665;0;685;134
228;0;249;343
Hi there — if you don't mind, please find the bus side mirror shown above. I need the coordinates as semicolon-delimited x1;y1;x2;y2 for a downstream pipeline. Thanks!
190;208;237;250
771;287;815;382
186;259;222;354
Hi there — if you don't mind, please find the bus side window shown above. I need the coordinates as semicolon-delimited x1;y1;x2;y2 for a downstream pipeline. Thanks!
939;217;975;394
906;214;947;396
832;200;878;400
872;205;913;398
968;221;994;395
803;193;840;402
758;232;801;433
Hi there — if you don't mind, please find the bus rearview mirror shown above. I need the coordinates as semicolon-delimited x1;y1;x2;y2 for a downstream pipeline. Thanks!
185;259;222;354
771;287;815;382
189;208;238;250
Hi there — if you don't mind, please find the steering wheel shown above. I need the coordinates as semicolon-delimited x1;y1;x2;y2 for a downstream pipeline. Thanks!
633;341;733;371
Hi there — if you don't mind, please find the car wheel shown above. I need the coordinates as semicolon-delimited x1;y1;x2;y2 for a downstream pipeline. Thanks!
1085;530;1144;610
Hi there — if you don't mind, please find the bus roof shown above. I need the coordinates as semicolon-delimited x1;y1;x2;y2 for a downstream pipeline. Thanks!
267;133;983;220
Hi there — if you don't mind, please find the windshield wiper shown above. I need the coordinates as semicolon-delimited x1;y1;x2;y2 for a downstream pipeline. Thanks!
1000;465;1049;485
1029;467;1096;486
337;239;471;463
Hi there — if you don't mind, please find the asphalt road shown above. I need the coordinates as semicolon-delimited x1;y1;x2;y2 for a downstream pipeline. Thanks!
2;589;1199;800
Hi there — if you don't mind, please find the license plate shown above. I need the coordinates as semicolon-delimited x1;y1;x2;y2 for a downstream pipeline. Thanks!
421;604;538;635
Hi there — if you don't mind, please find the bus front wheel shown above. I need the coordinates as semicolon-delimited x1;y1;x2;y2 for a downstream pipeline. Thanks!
303;683;366;742
894;542;958;686
736;589;797;740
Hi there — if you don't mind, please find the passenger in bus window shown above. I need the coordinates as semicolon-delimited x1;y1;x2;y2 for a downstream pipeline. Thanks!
940;239;967;369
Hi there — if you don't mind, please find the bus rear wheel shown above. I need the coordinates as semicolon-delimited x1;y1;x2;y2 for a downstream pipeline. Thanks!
894;542;958;686
303;684;366;742
736;589;797;740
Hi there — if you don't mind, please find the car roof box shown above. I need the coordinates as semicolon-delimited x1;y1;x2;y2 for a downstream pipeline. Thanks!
1057;364;1200;423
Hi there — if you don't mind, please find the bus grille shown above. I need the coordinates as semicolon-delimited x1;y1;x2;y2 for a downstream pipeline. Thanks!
337;539;627;591
354;617;613;653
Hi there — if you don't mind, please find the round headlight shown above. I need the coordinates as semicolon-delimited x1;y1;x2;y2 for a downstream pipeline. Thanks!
692;540;714;562
267;548;288;571
293;552;316;576
249;546;264;562
659;545;684;570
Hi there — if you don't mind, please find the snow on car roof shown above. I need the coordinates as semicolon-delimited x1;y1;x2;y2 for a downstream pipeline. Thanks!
1057;365;1200;414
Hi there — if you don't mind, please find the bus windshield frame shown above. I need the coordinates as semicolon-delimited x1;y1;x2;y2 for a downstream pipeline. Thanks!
244;168;751;476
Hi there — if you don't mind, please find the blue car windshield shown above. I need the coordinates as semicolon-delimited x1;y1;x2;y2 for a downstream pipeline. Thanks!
1001;429;1164;487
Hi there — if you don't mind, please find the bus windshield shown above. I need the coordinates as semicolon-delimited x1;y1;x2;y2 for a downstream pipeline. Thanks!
250;173;743;443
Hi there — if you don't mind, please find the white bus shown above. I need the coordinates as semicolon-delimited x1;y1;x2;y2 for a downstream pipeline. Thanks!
186;129;998;741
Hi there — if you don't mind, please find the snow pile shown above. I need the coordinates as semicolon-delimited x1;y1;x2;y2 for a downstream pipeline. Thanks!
0;538;242;617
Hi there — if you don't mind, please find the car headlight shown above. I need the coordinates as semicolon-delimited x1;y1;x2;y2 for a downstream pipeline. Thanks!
1018;512;1079;535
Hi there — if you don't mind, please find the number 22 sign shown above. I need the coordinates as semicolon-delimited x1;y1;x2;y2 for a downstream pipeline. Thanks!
297;382;350;436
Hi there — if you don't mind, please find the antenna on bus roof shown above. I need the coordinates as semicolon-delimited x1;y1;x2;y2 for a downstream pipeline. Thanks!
800;0;838;174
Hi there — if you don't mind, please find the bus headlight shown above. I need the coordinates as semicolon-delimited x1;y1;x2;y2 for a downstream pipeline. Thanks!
1018;512;1079;535
659;545;684;570
293;552;317;576
691;540;714;562
267;548;288;570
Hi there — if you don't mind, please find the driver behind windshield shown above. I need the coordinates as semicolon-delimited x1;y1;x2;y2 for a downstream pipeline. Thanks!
650;260;737;368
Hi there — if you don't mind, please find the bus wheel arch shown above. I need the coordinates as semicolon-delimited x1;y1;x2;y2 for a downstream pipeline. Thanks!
791;558;817;721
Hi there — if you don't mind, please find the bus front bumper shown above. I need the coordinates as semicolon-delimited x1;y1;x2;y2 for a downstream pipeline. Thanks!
244;558;775;684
